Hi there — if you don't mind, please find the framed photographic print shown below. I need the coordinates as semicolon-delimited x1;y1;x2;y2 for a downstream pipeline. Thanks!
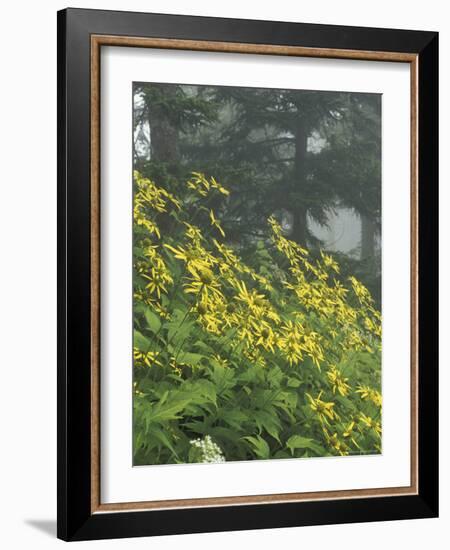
57;8;438;541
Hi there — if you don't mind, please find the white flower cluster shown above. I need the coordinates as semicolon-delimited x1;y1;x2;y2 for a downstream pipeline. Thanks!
190;435;225;463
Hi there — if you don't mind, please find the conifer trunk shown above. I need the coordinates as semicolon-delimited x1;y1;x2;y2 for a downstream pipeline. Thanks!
360;215;376;260
146;84;179;163
291;120;308;245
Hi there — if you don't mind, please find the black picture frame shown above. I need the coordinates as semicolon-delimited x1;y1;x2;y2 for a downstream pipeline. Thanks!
57;7;438;541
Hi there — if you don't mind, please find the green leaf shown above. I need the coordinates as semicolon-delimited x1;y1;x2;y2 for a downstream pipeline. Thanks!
144;307;162;334
148;426;179;457
149;395;192;424
176;351;205;367
220;408;248;430
193;340;215;354
166;309;195;346
134;330;151;351
158;390;169;406
335;395;357;411
244;435;270;459
238;364;264;385
195;379;217;405
274;450;291;459
253;409;282;443
287;377;301;388
208;364;236;395
183;420;209;435
286;435;324;456
267;366;283;388
210;426;242;443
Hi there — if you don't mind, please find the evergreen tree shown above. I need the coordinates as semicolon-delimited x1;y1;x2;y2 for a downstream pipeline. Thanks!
133;83;381;302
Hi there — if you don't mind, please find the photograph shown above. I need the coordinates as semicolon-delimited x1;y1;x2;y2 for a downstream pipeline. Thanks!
51;5;438;542
132;82;383;466
0;0;443;546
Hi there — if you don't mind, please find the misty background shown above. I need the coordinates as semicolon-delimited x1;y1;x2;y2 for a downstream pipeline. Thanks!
133;82;382;306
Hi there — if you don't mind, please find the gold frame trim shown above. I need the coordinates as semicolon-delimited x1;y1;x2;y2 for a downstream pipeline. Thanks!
90;35;419;514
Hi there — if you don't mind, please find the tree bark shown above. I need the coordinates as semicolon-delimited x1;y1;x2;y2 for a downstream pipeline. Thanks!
360;214;376;260
290;119;308;246
145;84;179;163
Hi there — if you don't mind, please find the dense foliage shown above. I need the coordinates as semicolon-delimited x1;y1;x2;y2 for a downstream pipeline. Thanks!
133;171;382;465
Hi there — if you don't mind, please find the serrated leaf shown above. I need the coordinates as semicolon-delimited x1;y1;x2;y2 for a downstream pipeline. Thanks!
195;379;217;405
150;395;191;424
244;435;270;459
209;364;236;395
134;329;151;351
176;351;205;367
193;340;215;354
144;307;162;334
220;408;248;430
286;435;324;456
253;409;282;443
148;426;179;457
287;377;301;388
267;366;283;388
167;311;195;346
